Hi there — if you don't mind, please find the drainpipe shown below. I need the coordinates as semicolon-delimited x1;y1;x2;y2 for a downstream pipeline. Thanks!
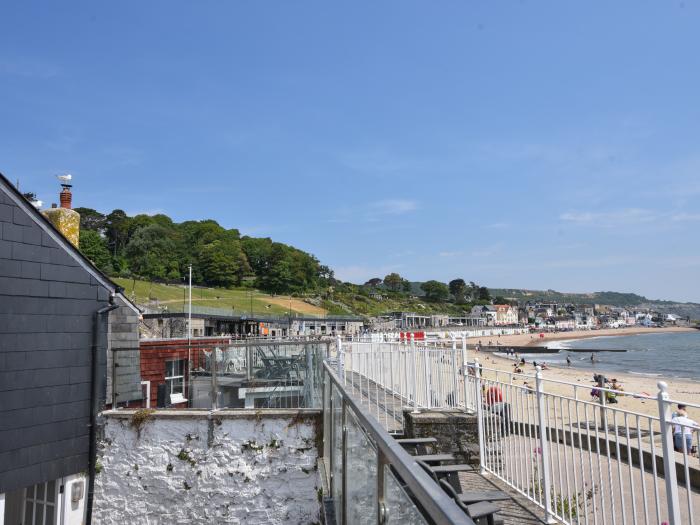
86;294;119;525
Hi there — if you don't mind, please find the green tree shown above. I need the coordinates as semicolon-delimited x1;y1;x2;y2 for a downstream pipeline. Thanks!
449;278;468;303
364;278;383;288
124;224;180;280
478;286;491;301
421;280;450;302
105;209;131;257
79;230;112;272
74;207;106;232
383;272;404;292
198;239;250;287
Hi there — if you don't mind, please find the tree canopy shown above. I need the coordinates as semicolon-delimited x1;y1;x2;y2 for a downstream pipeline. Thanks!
421;280;450;302
74;208;329;294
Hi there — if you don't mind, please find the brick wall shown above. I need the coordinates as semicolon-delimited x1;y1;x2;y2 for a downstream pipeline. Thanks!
139;338;229;408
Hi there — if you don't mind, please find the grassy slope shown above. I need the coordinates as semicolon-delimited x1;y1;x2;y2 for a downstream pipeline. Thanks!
324;289;469;317
113;278;327;316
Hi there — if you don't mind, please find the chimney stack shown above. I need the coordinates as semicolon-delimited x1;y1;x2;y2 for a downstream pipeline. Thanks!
42;179;80;247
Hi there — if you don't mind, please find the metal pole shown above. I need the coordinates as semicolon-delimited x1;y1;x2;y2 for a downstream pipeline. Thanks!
451;340;458;408
376;449;388;525
211;347;218;410
187;264;193;408
411;334;419;412
337;335;344;380
657;381;681;525
422;342;431;409
535;365;556;523
474;358;486;474
188;264;192;339
341;398;348;525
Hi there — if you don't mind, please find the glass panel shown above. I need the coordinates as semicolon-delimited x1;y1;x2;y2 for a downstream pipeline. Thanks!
46;480;56;503
25;500;34;524
45;504;54;525
36;483;45;501
331;384;343;522
323;371;331;467
384;465;428;525
345;410;378;525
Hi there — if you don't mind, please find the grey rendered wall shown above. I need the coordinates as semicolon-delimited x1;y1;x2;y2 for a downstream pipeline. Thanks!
106;296;141;405
0;186;110;493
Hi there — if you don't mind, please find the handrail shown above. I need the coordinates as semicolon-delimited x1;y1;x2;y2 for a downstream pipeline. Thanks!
323;361;474;525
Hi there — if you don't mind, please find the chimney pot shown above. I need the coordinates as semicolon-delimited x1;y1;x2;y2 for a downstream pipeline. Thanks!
60;187;72;209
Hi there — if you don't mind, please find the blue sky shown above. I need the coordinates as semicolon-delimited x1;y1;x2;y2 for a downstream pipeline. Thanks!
2;2;699;301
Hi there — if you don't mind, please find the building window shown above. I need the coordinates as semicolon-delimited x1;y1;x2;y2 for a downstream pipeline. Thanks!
165;359;186;401
24;480;57;525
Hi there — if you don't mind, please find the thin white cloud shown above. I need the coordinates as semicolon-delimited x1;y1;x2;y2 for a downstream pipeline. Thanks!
368;199;418;215
671;213;700;222
560;208;658;227
486;222;510;229
438;251;462;257
471;244;502;257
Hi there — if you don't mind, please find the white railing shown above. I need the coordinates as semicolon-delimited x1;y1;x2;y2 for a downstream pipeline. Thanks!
338;337;700;525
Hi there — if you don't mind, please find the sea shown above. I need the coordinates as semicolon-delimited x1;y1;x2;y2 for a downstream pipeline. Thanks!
537;331;700;381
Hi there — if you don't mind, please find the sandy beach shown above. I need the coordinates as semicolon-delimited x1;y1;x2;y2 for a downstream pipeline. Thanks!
469;326;700;421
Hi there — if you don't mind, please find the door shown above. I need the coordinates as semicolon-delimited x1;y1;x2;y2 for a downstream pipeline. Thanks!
23;480;58;525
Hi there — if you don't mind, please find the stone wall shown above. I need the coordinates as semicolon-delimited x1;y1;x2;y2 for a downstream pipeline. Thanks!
94;409;322;525
106;295;141;405
403;410;485;464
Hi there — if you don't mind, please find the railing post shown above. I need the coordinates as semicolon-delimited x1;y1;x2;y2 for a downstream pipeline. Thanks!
535;366;555;524
341;397;348;525
657;381;681;525
461;337;471;411
411;335;419;413
422;343;431;409
474;358;486;474
451;340;458;408
211;347;218;410
337;335;344;380
376;449;388;525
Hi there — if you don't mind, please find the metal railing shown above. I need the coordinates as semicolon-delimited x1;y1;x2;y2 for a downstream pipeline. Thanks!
322;361;474;525
341;338;700;525
118;340;330;410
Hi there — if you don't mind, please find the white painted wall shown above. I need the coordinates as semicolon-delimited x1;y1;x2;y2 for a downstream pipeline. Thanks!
94;410;321;525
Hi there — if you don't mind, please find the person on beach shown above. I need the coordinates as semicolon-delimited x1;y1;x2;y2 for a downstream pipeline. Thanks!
590;353;596;363
671;404;698;453
566;356;571;367
520;357;526;365
483;385;511;435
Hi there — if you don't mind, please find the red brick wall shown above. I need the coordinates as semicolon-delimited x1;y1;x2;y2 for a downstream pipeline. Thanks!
140;338;230;408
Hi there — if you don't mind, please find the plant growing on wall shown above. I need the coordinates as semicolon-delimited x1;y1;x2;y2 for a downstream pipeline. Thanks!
129;409;155;439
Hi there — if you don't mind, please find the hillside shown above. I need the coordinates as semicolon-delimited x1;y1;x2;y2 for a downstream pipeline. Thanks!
488;288;683;307
114;278;327;316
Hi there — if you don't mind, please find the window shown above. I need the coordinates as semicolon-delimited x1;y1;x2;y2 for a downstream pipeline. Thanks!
24;481;57;525
165;359;186;401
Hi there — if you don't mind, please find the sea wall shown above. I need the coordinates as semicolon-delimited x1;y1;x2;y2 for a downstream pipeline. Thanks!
94;409;322;525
